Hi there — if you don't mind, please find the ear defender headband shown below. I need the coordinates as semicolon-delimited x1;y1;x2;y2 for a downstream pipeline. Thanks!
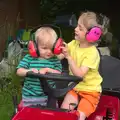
28;24;64;57
85;14;104;43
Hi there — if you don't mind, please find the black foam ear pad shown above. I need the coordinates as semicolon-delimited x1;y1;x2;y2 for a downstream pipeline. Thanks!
34;40;40;56
52;38;63;55
28;40;40;57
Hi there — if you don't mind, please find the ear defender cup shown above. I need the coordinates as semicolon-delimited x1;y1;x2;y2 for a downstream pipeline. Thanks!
28;40;40;57
86;26;102;43
28;24;64;57
52;38;63;55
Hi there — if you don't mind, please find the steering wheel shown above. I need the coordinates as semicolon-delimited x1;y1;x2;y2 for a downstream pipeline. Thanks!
26;71;82;98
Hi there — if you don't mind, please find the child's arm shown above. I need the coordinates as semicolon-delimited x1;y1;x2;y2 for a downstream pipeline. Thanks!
16;68;29;77
67;56;89;77
61;43;89;78
17;68;38;77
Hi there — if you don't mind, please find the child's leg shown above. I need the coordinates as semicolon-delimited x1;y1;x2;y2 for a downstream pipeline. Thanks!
61;90;79;110
77;92;101;120
78;111;86;120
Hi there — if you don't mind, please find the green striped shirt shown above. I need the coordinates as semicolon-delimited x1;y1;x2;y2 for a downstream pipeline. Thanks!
17;54;62;99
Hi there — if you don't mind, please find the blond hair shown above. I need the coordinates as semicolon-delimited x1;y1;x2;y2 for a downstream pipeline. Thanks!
79;11;110;35
35;27;58;49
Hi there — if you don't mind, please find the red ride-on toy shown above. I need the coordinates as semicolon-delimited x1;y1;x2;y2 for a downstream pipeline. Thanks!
12;55;120;120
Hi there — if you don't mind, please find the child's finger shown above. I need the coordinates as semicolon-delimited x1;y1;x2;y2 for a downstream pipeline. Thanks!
63;42;67;46
39;70;46;74
31;68;38;73
52;70;61;74
61;42;67;49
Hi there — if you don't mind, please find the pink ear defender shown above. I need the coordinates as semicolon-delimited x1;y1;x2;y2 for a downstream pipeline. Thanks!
86;26;102;42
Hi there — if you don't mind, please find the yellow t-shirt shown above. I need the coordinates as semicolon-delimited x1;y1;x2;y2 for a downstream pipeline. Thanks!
68;40;103;92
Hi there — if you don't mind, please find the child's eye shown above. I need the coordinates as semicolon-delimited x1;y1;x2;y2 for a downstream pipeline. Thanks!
77;25;82;31
79;28;83;31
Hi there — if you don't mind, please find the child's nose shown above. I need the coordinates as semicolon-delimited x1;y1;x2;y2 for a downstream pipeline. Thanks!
75;26;78;32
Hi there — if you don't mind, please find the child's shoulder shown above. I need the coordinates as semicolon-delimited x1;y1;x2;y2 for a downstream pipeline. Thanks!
68;40;78;45
89;46;98;52
68;40;79;49
47;56;61;63
49;55;60;61
24;54;32;58
85;46;99;57
22;54;34;60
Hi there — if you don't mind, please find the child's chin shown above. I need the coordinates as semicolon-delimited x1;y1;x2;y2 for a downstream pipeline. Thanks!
45;55;53;59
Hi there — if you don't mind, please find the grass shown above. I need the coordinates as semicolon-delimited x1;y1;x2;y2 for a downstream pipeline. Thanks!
0;92;14;120
0;73;22;120
0;90;21;120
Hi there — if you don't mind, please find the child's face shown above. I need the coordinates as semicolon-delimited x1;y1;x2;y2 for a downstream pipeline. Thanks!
74;18;87;42
38;45;54;59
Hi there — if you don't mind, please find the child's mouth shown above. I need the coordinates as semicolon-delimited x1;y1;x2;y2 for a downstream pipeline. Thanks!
47;54;52;57
75;33;78;37
75;32;78;36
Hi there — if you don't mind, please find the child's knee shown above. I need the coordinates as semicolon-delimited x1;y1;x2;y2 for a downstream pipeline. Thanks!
61;90;79;109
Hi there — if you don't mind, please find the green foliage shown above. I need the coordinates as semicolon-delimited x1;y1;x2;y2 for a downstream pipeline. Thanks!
0;92;14;120
0;55;22;94
0;47;23;120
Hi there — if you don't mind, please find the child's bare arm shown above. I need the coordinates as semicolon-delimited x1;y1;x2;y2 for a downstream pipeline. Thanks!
67;56;89;77
61;44;89;77
16;68;38;77
16;68;29;77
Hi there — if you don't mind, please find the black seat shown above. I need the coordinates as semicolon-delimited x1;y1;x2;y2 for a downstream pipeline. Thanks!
98;55;120;98
56;58;69;89
100;55;120;89
102;88;120;98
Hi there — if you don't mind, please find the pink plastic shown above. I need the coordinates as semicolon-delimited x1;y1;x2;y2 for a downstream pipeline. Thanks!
86;27;102;42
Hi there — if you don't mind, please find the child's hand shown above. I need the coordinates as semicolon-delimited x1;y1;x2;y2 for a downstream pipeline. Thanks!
61;42;70;59
39;68;61;74
30;68;39;73
39;68;48;74
48;68;61;74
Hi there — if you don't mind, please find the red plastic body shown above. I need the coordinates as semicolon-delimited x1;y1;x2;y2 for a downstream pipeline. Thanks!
12;107;78;120
12;95;120;120
88;95;120;120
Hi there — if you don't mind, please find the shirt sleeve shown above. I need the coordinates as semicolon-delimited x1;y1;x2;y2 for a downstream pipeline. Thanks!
16;54;30;69
81;50;100;69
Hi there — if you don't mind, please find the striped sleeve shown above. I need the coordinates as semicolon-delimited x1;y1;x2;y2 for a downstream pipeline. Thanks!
17;54;31;69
